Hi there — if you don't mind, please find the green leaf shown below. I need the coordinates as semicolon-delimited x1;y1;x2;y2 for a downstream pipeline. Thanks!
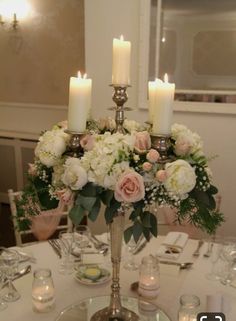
100;190;114;206
80;183;98;197
208;185;218;195
76;195;96;211
69;205;85;226
143;227;151;241
141;211;152;228
104;198;121;223
150;213;158;237
88;198;101;222
124;226;133;243
129;207;142;221
133;221;143;243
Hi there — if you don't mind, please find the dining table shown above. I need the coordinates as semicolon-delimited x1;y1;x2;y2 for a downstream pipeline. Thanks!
1;235;235;321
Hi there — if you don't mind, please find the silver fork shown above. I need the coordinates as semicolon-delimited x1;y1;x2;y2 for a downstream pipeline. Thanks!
192;239;204;257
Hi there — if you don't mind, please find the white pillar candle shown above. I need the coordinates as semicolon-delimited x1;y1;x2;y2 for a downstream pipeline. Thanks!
112;35;131;85
68;71;92;132
148;78;163;123
150;74;175;135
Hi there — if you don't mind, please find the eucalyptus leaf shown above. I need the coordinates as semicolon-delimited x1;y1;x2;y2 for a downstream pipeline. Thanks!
141;211;152;228
150;213;158;237
100;189;114;206
133;221;143;243
76;194;97;211
69;205;85;225
88;198;101;222
124;226;133;244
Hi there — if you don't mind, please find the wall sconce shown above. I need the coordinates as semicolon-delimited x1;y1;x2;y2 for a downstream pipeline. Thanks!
0;0;31;31
0;14;5;27
12;13;18;30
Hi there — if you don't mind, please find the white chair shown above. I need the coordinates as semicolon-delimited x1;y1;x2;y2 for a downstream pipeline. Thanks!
8;189;73;246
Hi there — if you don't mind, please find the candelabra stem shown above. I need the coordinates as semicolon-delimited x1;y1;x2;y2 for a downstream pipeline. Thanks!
111;85;130;134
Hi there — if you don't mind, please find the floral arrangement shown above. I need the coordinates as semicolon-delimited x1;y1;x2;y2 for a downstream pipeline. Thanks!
17;118;224;242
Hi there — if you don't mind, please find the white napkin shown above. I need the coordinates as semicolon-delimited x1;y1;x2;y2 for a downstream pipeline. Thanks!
83;254;104;264
206;294;223;312
156;232;189;259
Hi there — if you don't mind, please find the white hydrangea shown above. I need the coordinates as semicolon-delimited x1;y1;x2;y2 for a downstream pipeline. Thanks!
164;159;196;198
123;119;145;133
80;132;135;188
171;123;203;157
35;129;69;167
104;161;130;189
62;157;88;190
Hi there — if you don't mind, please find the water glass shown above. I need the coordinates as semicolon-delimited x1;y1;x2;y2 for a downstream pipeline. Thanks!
32;268;55;313
59;231;74;274
0;249;20;302
73;225;91;265
220;237;236;285
206;237;223;281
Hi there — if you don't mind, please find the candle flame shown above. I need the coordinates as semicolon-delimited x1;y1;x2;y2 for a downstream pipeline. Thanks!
164;73;168;83
77;71;82;78
120;35;124;41
83;73;87;79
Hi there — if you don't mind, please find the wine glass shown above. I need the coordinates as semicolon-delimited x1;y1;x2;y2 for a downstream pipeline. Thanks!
220;237;236;285
0;261;7;311
123;235;141;271
205;237;223;281
0;249;20;302
73;225;91;265
58;231;74;274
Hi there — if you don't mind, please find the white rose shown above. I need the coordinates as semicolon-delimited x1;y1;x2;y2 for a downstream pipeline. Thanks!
35;129;68;167
62;157;88;190
164;159;196;197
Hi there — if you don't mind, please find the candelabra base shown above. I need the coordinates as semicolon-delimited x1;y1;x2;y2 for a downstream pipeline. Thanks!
150;134;171;164
65;130;85;157
90;306;139;321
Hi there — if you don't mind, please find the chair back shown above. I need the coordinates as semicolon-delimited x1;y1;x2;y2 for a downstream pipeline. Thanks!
8;189;73;246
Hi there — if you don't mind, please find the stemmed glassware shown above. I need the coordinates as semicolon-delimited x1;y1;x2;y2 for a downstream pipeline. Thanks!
220;237;236;286
0;262;7;311
0;249;20;302
123;235;140;271
205;237;223;281
73;225;91;265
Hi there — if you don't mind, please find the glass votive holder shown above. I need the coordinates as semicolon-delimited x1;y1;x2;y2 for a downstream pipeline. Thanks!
32;268;55;313
138;255;160;300
178;294;200;321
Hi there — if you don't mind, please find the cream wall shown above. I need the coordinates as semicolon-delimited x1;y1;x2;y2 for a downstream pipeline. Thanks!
0;0;84;105
84;0;236;236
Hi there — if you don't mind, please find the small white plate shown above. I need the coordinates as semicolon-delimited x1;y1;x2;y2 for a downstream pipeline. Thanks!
74;264;111;286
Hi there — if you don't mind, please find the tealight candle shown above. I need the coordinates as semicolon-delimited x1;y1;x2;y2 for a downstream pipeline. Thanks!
112;35;131;85
138;255;160;299
32;269;55;313
68;71;92;132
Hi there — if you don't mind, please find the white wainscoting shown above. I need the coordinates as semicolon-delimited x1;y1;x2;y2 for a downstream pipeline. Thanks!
0;101;68;203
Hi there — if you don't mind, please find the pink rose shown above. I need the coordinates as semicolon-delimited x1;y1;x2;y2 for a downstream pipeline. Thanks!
134;131;151;154
175;137;192;156
142;162;152;172
155;170;167;182
146;149;160;163
80;134;94;151
114;171;145;203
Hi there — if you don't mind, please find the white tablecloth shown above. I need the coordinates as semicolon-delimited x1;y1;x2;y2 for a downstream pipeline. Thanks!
1;236;236;321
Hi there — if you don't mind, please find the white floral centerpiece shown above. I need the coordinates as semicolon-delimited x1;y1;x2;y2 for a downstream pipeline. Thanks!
17;118;223;241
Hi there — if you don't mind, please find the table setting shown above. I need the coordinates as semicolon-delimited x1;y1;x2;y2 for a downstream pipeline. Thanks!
7;34;229;321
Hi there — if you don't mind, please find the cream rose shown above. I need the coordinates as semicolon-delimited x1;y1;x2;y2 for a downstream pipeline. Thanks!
62;158;88;190
114;171;145;203
164;160;196;197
